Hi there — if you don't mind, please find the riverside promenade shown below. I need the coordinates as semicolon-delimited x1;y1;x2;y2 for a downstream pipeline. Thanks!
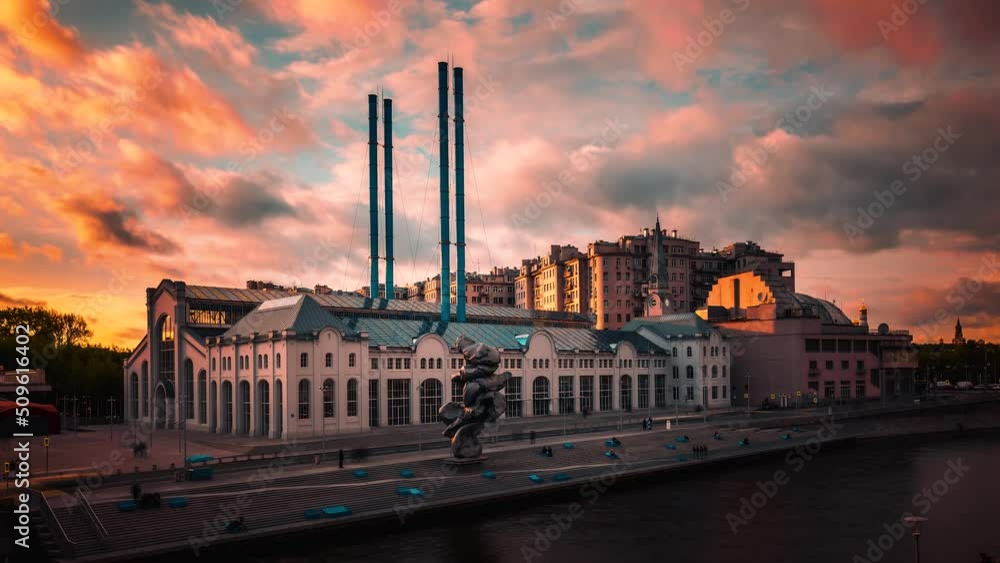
32;395;1000;562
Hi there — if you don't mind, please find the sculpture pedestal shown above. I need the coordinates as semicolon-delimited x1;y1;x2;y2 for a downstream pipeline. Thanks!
443;456;488;466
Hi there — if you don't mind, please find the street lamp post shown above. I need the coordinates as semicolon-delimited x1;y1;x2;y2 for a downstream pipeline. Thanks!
903;516;927;563
746;372;752;417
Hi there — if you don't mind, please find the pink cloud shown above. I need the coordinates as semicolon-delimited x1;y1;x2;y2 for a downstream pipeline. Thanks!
0;0;84;68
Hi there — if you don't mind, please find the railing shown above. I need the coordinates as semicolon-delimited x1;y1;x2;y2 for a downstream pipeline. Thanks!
30;488;76;557
75;488;109;539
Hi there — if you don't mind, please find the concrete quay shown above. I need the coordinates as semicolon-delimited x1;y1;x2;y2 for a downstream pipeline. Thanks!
32;396;999;562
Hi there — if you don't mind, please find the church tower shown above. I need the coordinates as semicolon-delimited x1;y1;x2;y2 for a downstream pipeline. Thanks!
858;300;868;329
953;316;965;345
644;216;671;318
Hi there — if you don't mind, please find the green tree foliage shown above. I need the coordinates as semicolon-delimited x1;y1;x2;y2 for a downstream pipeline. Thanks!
0;306;126;405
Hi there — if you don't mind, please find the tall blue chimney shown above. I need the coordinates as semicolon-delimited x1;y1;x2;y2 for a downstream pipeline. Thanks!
438;61;450;322
454;67;466;322
368;94;379;299
383;97;394;300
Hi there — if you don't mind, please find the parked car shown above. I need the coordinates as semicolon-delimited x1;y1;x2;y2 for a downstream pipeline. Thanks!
955;381;974;390
989;384;1000;391
973;384;987;391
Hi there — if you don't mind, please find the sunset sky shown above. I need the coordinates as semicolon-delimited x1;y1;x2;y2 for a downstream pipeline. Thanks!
1;0;997;348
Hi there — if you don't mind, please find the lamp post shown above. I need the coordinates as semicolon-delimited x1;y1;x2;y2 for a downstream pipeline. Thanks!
746;372;751;417
902;516;927;563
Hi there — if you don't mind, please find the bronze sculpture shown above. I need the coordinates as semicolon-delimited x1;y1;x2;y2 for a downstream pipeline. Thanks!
438;336;511;459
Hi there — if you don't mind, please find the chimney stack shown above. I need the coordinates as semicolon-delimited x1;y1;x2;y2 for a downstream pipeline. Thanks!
454;67;466;322
383;97;395;300
368;94;379;299
438;61;451;322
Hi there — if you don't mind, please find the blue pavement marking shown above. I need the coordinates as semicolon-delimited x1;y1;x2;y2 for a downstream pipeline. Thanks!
118;501;137;512
167;497;188;508
528;474;544;483
303;509;323;520
481;471;497;479
400;469;415;478
605;439;622;447
603;451;619;459
793;426;803;432
352;469;368;478
665;444;677;450
738;440;750;447
553;473;571;482
676;436;690;443
397;487;424;496
562;442;575;449
322;505;352;517
780;433;792;440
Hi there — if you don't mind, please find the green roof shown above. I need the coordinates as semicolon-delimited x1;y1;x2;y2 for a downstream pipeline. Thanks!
623;313;719;339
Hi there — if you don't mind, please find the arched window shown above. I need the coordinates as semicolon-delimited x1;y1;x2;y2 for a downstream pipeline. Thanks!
712;366;718;378
703;346;707;356
130;373;139;419
420;358;427;370
141;361;149;417
211;358;216;372
419;379;442;423
238;356;243;370
157;315;175;386
239;380;250;434
184;359;194;420
722;366;727;378
349;353;356;368
347;379;359;417
221;381;233;433
323;378;335;418
198;370;207;424
723;346;727;356
686;347;693;357
325;353;333;368
532;377;550;416
298;380;311;419
672;366;679;379
451;378;463;403
300;352;309;368
436;358;442;370
672;347;678;357
620;374;633;411
275;353;281;369
544;359;550;369
264;354;268;369
257;354;263;369
532;359;537;369
686;366;694;379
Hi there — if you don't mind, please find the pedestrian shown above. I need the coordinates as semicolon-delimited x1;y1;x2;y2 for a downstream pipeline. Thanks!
530;430;536;444
131;482;141;502
338;449;344;469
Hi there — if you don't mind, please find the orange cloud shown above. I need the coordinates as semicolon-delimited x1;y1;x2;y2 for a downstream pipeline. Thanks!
0;0;84;68
58;193;180;255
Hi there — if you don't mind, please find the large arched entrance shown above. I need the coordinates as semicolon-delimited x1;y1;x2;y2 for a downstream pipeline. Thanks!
221;381;233;433
153;380;175;429
274;380;283;440
209;381;218;433
238;380;250;435
257;380;270;438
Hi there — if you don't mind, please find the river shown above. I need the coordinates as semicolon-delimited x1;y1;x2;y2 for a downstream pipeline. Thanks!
242;430;999;563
